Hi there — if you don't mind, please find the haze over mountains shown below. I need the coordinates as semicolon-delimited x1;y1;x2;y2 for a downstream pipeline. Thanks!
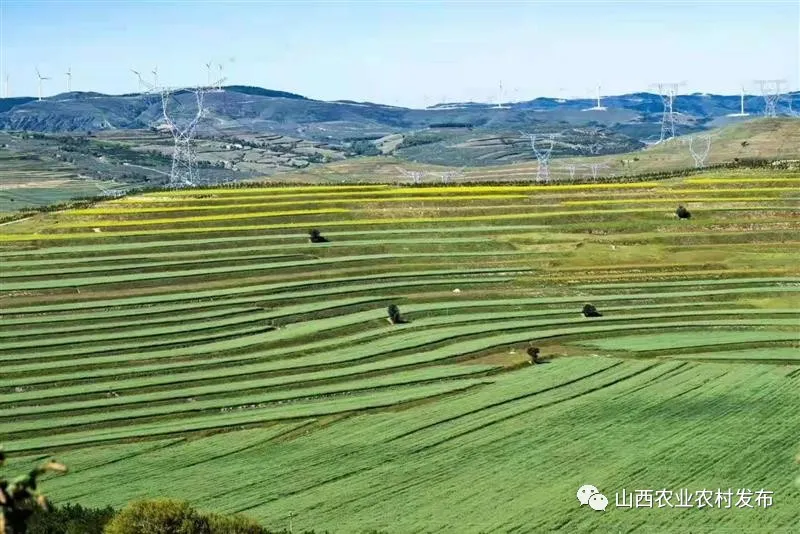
2;86;797;143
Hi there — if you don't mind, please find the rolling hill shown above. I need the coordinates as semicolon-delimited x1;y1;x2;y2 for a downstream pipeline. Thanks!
263;118;800;184
2;87;797;143
1;115;798;218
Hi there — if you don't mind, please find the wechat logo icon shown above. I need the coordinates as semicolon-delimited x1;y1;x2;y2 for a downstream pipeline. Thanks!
577;484;608;511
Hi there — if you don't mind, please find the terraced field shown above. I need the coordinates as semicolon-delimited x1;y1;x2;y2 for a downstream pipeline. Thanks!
0;150;110;217
1;171;799;533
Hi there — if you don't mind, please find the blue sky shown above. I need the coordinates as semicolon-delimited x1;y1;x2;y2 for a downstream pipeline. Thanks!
1;0;798;107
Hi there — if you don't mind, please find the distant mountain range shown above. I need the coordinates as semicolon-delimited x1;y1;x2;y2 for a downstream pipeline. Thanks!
1;86;798;144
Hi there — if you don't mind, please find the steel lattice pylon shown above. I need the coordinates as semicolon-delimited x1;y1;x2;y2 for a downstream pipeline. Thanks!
399;168;426;185
521;132;555;182
653;82;684;142
586;162;608;182
161;89;205;188
687;135;712;168
754;79;787;117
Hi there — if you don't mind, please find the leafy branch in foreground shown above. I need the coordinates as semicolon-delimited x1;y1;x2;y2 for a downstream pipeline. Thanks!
0;449;68;534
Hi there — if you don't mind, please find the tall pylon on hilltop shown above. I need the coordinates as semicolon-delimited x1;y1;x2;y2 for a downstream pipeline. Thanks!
754;79;787;117
652;82;685;142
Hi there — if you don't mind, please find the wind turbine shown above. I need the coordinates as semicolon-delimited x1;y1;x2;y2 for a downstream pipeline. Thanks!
493;81;507;109
205;61;212;87
131;69;155;93
727;85;750;117
131;69;143;91
65;67;72;92
217;63;223;90
152;66;159;89
35;68;50;101
583;84;607;111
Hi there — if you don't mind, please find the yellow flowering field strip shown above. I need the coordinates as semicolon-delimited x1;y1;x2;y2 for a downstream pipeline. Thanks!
59;208;351;228
67;195;530;215
51;207;684;231
684;177;800;184
561;197;782;206
155;185;390;196
4;211;797;243
667;187;798;193
123;182;665;202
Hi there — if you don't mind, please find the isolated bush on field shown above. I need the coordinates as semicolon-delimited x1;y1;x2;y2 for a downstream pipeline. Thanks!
0;449;68;534
526;346;541;364
387;304;406;324
675;205;691;219
308;229;328;243
582;304;603;318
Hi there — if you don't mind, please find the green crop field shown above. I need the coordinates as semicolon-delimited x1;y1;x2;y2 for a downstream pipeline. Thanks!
1;170;799;533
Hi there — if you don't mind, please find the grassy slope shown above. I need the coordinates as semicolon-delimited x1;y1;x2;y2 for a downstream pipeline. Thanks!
0;151;100;216
1;118;798;215
0;170;799;533
271;117;800;184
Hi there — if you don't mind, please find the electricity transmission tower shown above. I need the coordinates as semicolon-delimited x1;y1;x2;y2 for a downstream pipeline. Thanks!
437;168;464;184
754;79;787;117
652;82;685;142
788;93;800;117
161;88;206;187
586;162;608;182
399;168;426;184
565;164;577;180
521;132;555;182
687;135;712;168
93;181;125;198
580;141;602;156
146;62;226;188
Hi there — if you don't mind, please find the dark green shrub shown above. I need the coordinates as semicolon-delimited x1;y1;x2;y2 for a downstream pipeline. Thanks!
676;205;691;219
27;503;114;534
387;304;405;324
582;304;602;318
205;513;266;534
103;499;209;534
349;141;380;156
308;229;328;243
103;500;275;534
397;133;443;149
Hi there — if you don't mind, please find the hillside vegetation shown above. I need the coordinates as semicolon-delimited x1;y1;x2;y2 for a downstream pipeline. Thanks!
1;118;798;218
1;168;798;533
274;118;800;183
6;88;795;138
